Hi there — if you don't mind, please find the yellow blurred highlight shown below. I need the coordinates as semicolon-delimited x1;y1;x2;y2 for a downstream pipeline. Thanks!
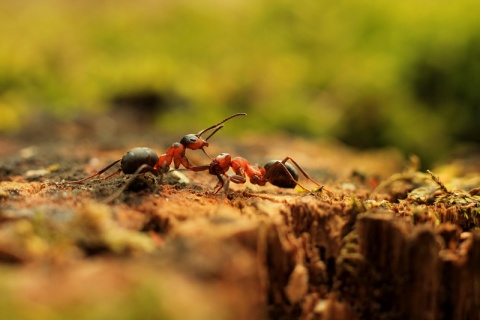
0;103;23;132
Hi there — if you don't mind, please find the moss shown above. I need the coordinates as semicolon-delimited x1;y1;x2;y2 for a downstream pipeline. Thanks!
72;203;155;255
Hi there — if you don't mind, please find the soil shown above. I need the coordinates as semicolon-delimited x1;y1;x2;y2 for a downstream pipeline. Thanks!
1;115;480;320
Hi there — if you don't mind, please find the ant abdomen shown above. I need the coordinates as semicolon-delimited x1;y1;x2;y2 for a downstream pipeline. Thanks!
264;160;299;188
121;147;159;174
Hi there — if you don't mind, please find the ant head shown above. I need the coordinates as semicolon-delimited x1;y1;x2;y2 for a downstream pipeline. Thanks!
180;113;247;155
180;134;209;150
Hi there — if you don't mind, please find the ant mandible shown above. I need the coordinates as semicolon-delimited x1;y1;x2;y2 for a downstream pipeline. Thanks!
191;153;324;195
70;113;246;183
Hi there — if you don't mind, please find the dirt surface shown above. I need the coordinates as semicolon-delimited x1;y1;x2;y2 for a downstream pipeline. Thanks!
1;116;480;320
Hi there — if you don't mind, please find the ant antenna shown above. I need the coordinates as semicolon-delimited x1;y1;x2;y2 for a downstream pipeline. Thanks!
196;112;246;159
200;148;213;160
199;125;225;159
205;125;224;142
196;113;247;137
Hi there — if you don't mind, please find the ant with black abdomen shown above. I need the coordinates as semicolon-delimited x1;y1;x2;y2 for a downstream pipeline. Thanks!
191;152;328;195
70;113;246;184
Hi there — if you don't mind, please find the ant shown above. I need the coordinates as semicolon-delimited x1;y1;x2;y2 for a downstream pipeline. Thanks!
70;113;246;184
191;153;325;195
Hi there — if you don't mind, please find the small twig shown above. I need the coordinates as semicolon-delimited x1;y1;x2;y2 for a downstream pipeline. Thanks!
427;170;449;193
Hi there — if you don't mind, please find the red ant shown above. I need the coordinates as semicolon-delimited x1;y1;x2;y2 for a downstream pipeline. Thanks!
70;113;246;184
191;153;325;194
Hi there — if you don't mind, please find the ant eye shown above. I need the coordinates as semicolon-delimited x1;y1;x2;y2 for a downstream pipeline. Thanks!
180;134;198;146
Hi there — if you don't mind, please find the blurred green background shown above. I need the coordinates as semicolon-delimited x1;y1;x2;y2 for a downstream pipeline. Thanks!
1;0;479;165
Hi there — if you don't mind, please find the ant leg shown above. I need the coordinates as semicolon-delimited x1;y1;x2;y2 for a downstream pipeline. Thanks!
103;164;157;203
189;165;211;172
229;174;246;184
217;173;246;195
189;165;232;195
188;164;221;192
70;159;121;183
99;168;122;181
179;156;192;170
265;161;311;191
268;157;332;194
213;173;226;194
280;157;323;188
157;160;171;184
